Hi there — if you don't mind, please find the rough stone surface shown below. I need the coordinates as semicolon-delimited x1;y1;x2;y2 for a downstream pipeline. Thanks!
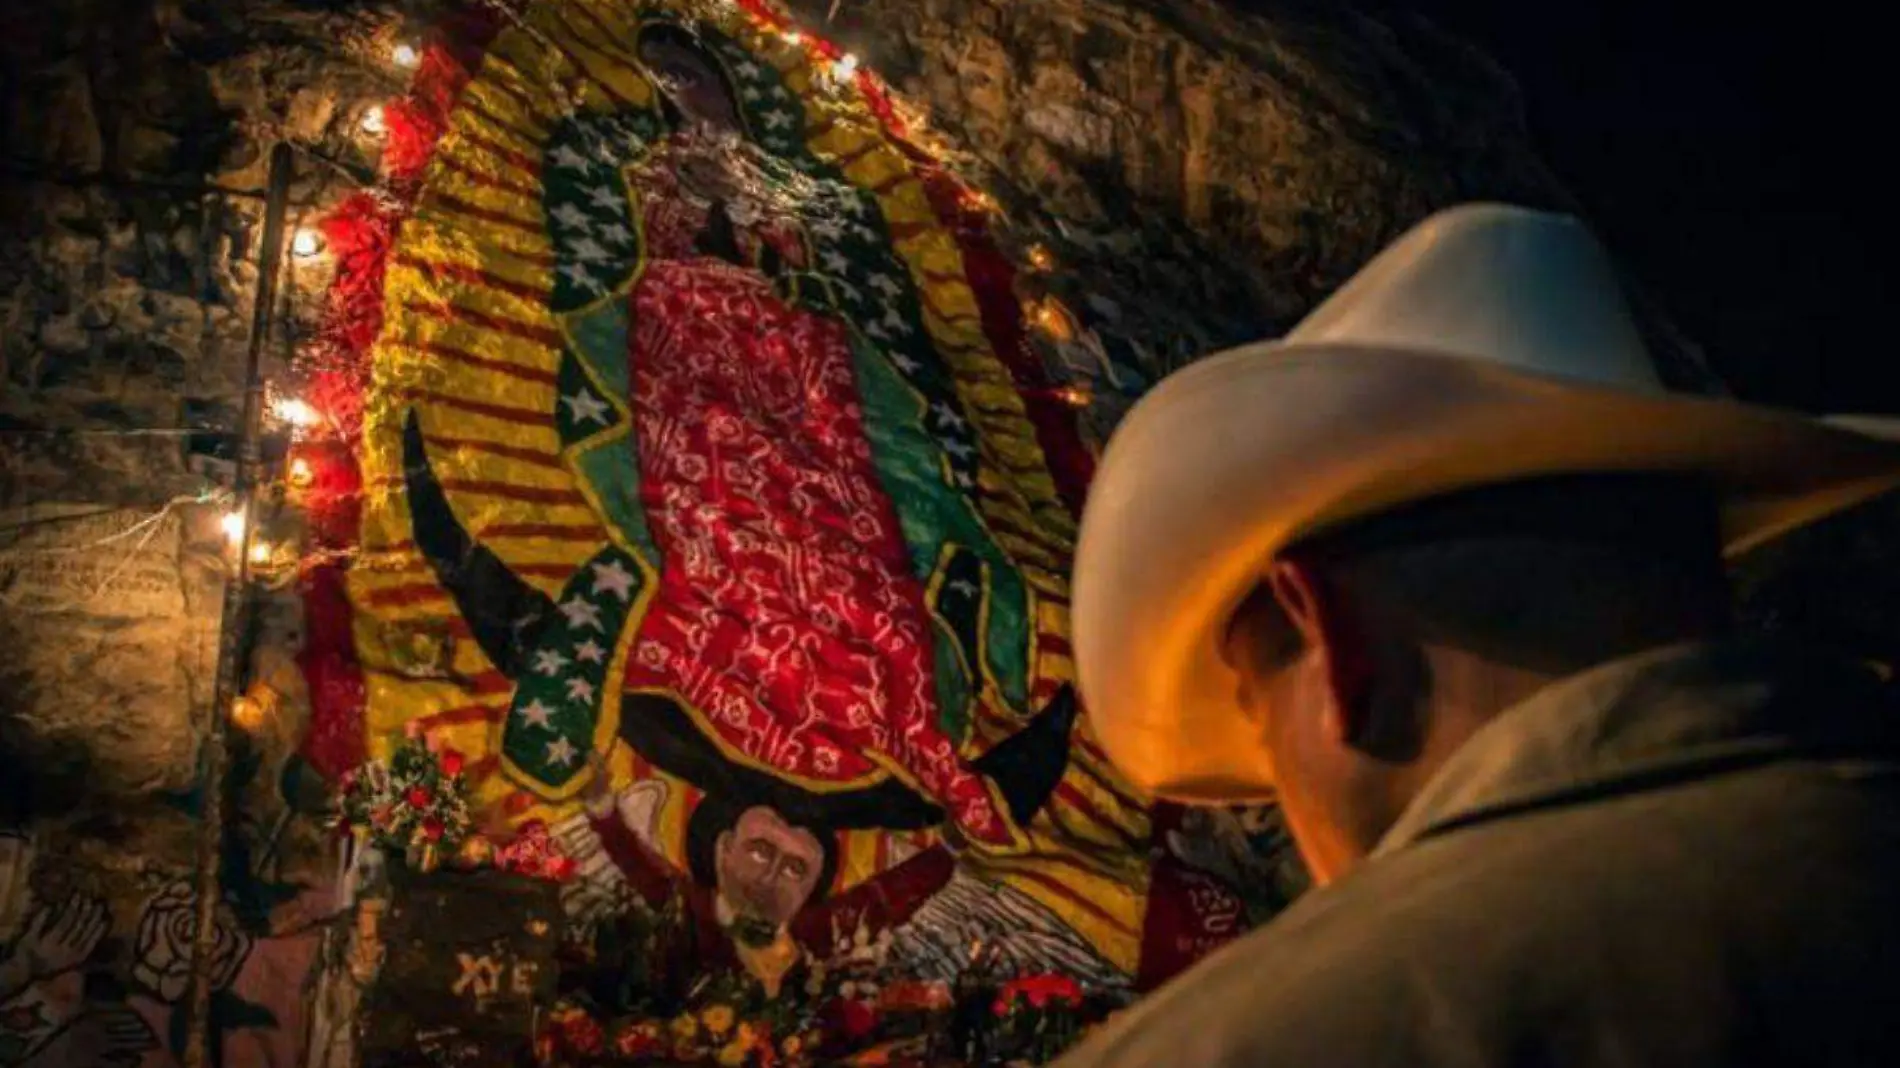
0;0;1891;1060
776;0;1720;432
0;503;225;803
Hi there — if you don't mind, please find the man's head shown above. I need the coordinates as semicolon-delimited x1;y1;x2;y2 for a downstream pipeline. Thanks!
687;795;835;931
1221;474;1732;883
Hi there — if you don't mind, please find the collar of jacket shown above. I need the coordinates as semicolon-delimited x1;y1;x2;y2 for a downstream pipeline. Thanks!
1373;637;1898;858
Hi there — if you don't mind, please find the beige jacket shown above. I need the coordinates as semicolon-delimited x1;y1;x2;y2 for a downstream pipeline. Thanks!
1058;639;1900;1067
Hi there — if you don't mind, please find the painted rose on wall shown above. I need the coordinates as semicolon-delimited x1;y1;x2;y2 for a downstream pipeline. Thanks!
130;881;253;1003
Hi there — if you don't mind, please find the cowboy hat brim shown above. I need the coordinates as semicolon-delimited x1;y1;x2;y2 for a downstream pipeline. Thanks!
1072;341;1900;804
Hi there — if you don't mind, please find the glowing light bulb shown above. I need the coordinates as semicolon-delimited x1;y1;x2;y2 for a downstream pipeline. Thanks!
1027;245;1055;271
248;540;274;566
962;190;1000;216
288;457;315;489
230;694;267;731
360;104;387;136
784;30;802;45
290;229;323;259
391;42;421;68
270;395;320;429
1029;298;1075;342
221;510;246;545
832;54;859;80
1052;385;1091;407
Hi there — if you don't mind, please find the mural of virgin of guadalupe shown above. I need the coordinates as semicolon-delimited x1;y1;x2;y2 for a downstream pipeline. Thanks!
353;0;1211;991
409;19;1079;843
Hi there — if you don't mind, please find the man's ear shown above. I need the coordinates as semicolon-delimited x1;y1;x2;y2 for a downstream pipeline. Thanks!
1266;558;1372;744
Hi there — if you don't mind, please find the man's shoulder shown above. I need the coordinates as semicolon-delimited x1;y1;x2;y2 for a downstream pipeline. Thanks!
1059;763;1900;1067
1055;853;1484;1067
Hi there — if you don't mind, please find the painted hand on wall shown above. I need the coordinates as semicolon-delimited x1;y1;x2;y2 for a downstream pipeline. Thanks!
0;897;109;1000
0;894;156;1068
7;1003;155;1068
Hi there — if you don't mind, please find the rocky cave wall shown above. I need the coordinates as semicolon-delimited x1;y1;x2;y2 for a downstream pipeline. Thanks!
1;0;1891;1063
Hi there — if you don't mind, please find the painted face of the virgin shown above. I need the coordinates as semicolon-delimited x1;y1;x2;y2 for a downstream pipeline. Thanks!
714;806;825;927
638;36;742;134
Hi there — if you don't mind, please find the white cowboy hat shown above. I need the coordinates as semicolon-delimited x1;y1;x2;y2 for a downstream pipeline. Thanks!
1072;203;1900;804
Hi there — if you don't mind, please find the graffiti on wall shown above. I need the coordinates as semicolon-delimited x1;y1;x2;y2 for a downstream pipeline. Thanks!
0;711;341;1067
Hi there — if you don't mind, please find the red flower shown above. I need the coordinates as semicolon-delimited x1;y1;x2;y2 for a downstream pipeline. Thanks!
548;855;578;882
838;998;878;1040
613;1022;665;1058
405;785;432;809
562;1012;605;1056
370;804;394;829
440;749;465;776
997;974;1084;1012
421;817;445;842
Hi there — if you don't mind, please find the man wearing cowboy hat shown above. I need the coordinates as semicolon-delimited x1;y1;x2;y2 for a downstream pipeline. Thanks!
1058;204;1900;1065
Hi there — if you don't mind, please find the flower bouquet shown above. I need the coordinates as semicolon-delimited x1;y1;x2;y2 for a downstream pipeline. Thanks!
984;974;1093;1063
497;818;581;882
332;735;473;871
535;994;822;1067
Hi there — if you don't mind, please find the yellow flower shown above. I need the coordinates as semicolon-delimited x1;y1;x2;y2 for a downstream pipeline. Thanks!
701;1003;736;1036
670;1013;699;1042
716;1036;750;1067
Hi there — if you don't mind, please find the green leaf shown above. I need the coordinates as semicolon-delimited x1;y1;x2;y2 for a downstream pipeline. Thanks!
210;989;279;1032
166;1003;188;1061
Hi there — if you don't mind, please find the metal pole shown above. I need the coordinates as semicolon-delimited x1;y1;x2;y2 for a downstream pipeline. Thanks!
181;140;294;1068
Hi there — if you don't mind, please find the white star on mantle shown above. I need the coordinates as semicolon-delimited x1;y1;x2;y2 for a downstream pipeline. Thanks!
532;649;570;677
574;639;607;664
591;559;637;602
549;203;592;230
948;578;980;598
931;401;967;430
546;736;579;767
561;389;611;425
558;596;604;631
548;143;591;171
519;698;555;729
568;236;612;264
564;676;597;704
